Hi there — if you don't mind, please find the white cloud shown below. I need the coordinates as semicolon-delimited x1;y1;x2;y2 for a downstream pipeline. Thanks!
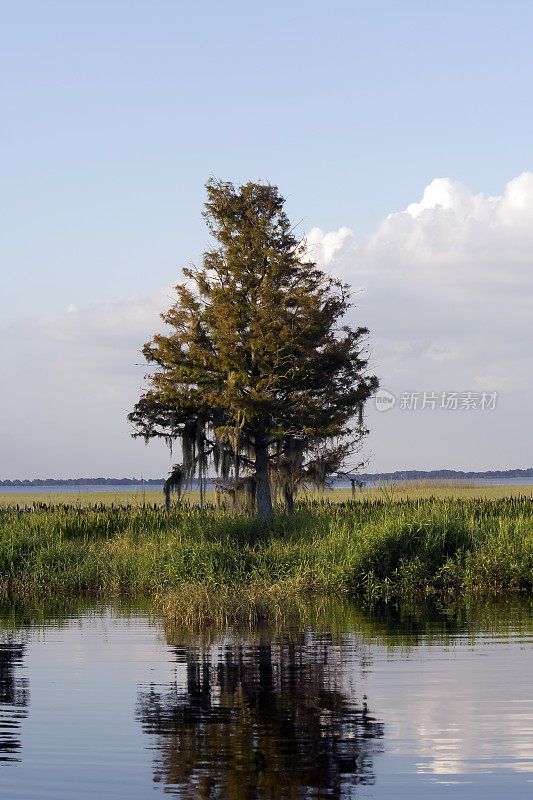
304;172;532;381
302;174;533;470
1;174;532;477
1;288;175;478
304;225;357;266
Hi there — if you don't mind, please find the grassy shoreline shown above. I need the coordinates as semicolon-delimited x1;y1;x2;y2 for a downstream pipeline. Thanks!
1;494;531;623
1;483;531;508
0;481;533;509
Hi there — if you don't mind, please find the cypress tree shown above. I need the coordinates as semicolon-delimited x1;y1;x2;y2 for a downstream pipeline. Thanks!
128;179;378;518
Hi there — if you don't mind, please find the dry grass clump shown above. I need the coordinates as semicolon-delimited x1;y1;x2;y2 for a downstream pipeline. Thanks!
158;581;314;627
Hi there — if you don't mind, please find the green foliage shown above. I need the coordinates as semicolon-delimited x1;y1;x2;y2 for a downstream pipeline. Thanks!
128;179;378;516
0;498;531;614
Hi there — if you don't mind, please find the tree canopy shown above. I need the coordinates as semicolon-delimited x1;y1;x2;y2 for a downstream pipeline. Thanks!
128;179;378;517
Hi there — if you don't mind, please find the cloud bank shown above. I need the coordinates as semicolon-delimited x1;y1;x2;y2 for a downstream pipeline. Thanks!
2;174;532;477
306;173;532;389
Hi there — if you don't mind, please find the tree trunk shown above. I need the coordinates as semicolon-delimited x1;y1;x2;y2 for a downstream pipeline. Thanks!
199;476;204;512
164;482;171;519
283;485;295;515
254;436;273;519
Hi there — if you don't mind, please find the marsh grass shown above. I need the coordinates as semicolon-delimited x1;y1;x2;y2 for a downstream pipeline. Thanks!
0;495;531;627
160;593;533;643
2;593;530;651
1;483;530;509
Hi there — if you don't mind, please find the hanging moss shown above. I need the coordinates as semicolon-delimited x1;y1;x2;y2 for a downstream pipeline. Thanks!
163;464;184;517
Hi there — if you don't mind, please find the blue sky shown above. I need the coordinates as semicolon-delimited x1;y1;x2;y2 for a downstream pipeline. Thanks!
1;1;532;477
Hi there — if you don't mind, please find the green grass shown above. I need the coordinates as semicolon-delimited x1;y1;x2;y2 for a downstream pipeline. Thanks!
0;495;531;624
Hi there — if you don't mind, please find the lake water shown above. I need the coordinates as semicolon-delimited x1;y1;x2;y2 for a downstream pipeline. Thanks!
0;600;531;798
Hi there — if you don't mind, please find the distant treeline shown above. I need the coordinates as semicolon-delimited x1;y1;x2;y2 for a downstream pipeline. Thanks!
1;468;532;487
355;469;533;482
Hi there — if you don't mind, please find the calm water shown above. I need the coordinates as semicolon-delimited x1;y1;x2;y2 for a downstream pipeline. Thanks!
2;477;533;494
0;600;531;798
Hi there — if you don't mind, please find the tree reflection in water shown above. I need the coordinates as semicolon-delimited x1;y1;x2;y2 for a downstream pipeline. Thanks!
137;631;383;798
0;642;29;763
